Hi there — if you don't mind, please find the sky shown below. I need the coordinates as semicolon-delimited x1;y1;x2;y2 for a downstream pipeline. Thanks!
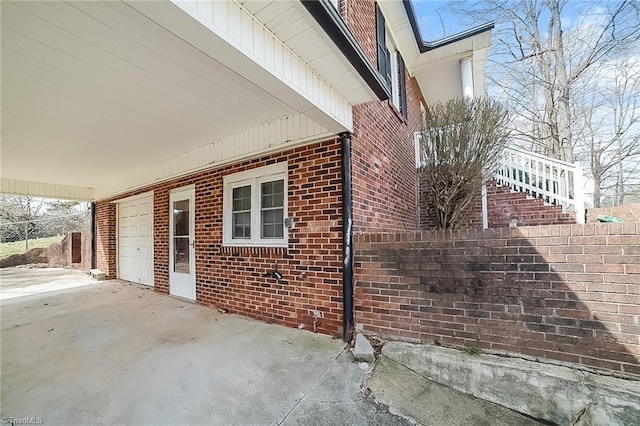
411;0;588;41
412;1;468;41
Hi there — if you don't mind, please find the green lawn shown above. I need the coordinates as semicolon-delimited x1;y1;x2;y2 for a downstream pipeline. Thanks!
0;235;64;259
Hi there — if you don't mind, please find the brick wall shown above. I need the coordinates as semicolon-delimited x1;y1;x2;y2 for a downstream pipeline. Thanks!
343;0;376;65
95;139;344;336
587;203;640;223
95;202;116;278
343;0;422;233
354;222;640;378
418;178;576;229
45;232;91;271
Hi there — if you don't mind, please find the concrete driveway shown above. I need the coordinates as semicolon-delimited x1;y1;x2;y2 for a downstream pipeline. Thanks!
0;281;406;425
0;267;94;300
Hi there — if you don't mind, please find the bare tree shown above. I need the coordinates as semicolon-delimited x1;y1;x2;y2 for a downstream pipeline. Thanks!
574;58;640;207
450;0;640;164
420;97;510;229
0;196;90;251
0;196;46;249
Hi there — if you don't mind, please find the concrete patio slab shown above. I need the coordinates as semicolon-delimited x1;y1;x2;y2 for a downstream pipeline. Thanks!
0;281;406;425
0;267;94;300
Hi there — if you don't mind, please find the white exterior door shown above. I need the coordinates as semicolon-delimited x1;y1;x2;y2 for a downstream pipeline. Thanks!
169;187;196;300
118;193;154;286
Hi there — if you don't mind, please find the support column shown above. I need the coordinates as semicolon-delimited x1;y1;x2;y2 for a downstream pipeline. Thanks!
461;57;474;99
340;132;354;342
462;56;489;228
91;202;96;269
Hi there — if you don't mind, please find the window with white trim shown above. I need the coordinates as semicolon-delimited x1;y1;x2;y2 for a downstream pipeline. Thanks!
376;3;407;120
223;162;288;247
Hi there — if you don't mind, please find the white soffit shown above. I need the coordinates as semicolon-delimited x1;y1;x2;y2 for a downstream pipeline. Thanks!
1;0;354;200
239;0;379;104
412;33;492;105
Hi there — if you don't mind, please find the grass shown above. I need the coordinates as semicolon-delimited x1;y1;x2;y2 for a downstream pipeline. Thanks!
460;345;483;356
0;235;64;259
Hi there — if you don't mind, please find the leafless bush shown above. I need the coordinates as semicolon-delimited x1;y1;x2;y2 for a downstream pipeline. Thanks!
419;97;510;229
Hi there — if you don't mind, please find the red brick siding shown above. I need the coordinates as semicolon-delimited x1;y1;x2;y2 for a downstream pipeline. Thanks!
354;223;640;378
95;139;344;336
343;1;422;232
343;0;377;66
418;178;576;229
95;202;116;278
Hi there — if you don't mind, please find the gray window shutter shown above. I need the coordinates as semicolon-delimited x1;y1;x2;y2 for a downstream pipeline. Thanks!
398;53;407;120
376;4;391;89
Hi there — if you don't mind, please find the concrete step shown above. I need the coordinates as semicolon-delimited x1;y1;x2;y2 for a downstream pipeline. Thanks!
365;355;541;425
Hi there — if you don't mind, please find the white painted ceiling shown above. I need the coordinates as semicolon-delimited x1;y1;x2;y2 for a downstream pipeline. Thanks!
1;1;304;190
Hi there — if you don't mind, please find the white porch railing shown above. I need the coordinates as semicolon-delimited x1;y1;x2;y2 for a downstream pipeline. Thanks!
494;147;585;223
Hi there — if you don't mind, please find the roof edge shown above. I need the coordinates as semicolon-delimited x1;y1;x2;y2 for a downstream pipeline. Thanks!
402;0;494;53
301;0;390;101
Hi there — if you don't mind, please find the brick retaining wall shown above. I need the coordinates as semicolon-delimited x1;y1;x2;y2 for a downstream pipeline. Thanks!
418;178;576;229
354;222;640;377
587;204;640;223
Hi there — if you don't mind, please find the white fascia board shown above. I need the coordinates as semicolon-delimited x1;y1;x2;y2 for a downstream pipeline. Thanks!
94;113;334;200
1;178;94;201
126;0;352;134
411;31;492;73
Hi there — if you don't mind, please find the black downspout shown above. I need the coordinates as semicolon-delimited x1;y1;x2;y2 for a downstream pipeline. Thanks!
340;132;354;342
90;202;96;270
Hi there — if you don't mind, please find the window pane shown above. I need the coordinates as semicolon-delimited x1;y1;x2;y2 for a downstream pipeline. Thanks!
261;209;283;238
261;180;284;208
232;211;251;239
260;179;284;239
232;186;251;211
173;237;189;274
173;199;189;237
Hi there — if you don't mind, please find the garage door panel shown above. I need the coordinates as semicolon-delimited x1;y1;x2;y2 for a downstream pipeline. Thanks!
129;247;140;259
139;224;150;238
139;246;151;259
138;201;151;216
118;193;154;286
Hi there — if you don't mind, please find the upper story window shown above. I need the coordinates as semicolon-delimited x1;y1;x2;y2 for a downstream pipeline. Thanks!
329;0;340;11
223;162;288;247
376;3;407;121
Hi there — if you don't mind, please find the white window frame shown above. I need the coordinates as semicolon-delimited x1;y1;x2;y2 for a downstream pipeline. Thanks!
386;29;400;111
223;162;288;247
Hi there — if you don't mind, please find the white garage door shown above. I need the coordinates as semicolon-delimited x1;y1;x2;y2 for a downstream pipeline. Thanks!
118;193;154;286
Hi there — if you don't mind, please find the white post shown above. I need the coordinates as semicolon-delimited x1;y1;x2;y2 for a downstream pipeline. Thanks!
482;183;489;229
460;57;474;99
573;161;585;224
462;57;485;227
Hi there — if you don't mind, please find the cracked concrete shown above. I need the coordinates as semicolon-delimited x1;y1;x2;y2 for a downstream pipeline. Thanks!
365;355;541;426
0;280;406;425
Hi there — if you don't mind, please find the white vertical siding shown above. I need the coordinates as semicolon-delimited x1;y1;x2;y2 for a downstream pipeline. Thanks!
94;113;334;200
1;179;94;200
166;0;353;132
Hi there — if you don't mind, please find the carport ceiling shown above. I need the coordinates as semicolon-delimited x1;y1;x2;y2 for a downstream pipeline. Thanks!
1;1;299;190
